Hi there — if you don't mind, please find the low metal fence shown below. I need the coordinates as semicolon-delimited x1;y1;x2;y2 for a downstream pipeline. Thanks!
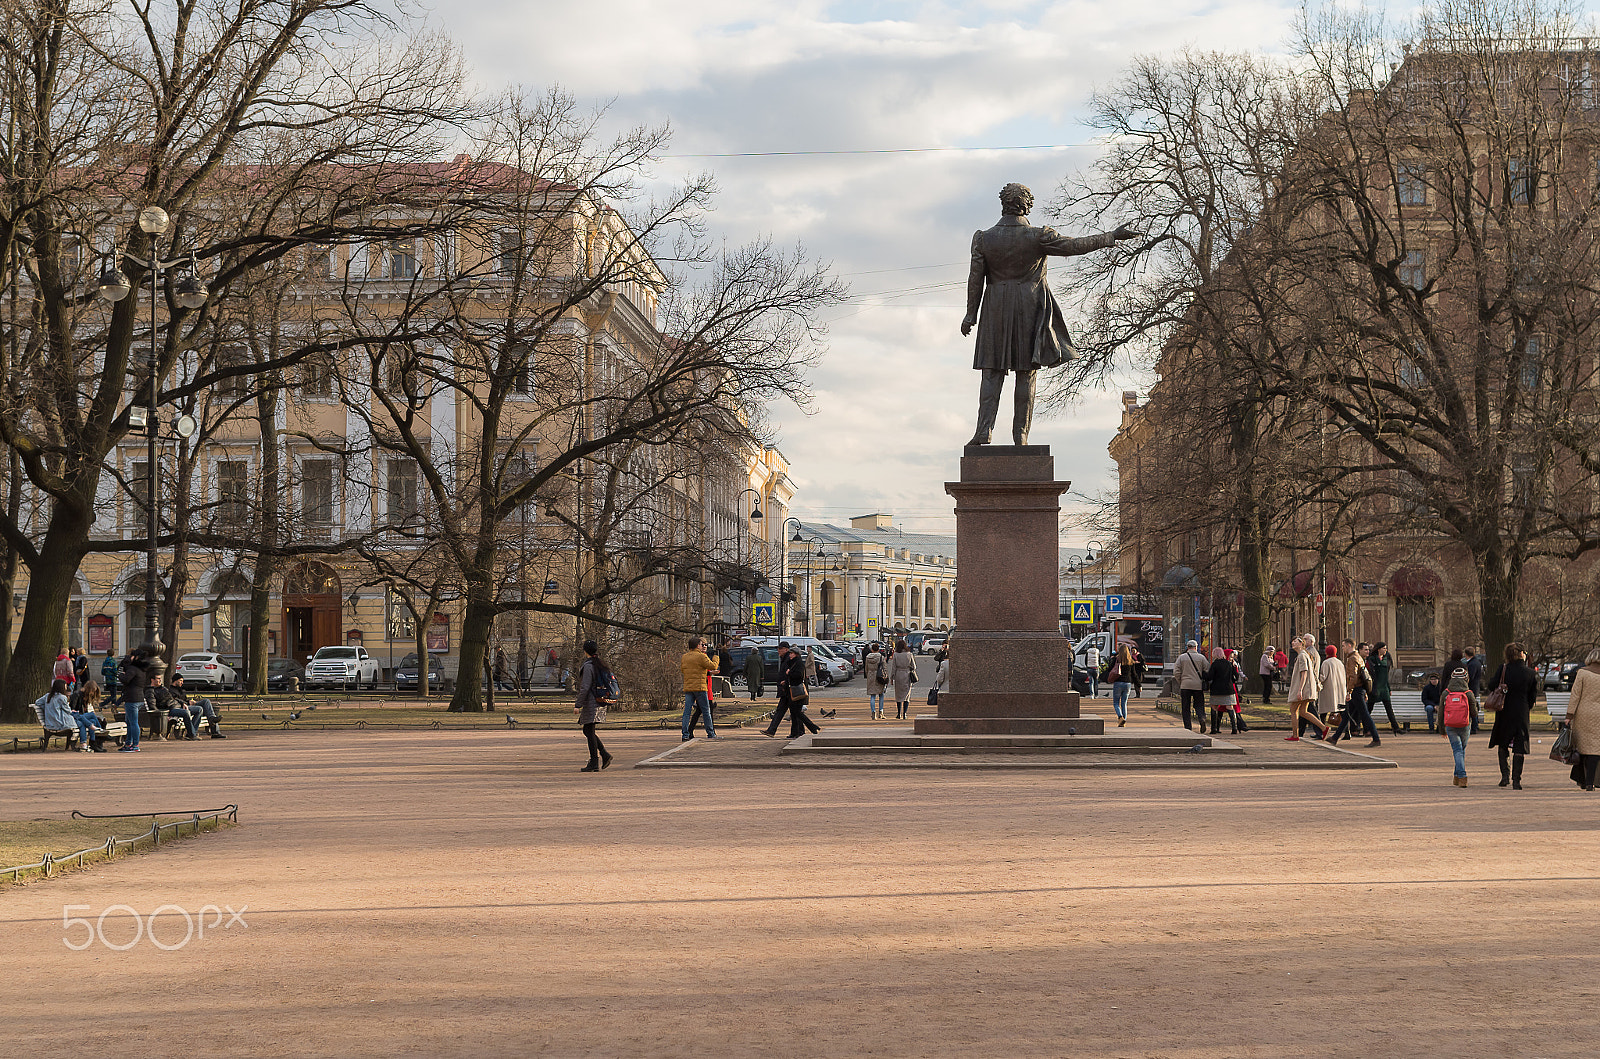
2;805;239;882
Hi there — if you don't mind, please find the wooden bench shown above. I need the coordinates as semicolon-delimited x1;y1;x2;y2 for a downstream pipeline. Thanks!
29;704;126;750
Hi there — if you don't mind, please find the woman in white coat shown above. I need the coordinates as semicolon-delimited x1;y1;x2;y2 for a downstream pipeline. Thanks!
1565;648;1600;791
1316;644;1347;738
1286;635;1330;742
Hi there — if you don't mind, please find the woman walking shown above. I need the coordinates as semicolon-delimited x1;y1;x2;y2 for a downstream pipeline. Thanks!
1565;649;1600;791
573;640;614;773
932;647;950;704
864;642;890;720
1316;644;1347;738
1206;647;1238;735
1328;646;1379;748
1368;642;1400;735
1487;642;1540;790
1286;635;1329;742
1440;667;1475;785
889;640;917;720
1109;643;1135;727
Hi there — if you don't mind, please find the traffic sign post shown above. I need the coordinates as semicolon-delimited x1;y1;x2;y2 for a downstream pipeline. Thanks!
1314;592;1325;615
1105;594;1124;616
751;602;777;627
1069;600;1096;625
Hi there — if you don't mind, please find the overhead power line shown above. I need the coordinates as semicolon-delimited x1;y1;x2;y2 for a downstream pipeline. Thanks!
662;144;1085;159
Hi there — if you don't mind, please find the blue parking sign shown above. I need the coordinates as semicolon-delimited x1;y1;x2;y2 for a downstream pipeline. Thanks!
1106;595;1124;616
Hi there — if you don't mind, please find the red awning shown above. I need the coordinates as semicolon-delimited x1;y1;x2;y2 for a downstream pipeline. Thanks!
1389;566;1442;597
1276;570;1316;600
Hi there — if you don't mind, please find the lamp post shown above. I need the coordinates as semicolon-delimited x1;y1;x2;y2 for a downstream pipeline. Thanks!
875;573;888;642
1086;539;1108;606
98;205;208;663
781;517;802;634
733;488;763;628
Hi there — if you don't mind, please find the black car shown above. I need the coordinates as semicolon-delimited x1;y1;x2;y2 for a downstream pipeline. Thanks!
395;653;444;690
266;658;305;692
728;646;782;685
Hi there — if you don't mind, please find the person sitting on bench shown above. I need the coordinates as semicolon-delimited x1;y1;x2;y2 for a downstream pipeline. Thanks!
38;678;104;751
167;674;225;739
71;680;110;752
150;674;199;740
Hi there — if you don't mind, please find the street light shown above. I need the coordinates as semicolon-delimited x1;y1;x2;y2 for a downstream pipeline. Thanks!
781;517;803;633
1086;539;1108;604
98;205;209;660
732;488;764;628
875;573;888;643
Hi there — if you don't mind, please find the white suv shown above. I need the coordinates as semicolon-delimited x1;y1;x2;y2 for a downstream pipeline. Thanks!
303;646;382;690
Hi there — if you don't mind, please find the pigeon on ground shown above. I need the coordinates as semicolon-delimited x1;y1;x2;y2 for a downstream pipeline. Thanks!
260;713;270;720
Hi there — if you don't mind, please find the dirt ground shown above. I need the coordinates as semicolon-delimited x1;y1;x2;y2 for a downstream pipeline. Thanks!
2;695;1596;1058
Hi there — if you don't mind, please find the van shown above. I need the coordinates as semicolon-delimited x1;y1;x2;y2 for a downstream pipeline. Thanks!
1068;616;1166;681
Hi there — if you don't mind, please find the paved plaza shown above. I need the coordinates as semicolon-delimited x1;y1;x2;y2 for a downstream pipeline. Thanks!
3;695;1596;1057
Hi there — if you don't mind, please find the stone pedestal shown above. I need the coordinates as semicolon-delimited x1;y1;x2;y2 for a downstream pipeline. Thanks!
914;445;1104;737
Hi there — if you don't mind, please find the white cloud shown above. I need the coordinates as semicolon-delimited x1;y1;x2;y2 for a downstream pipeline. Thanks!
441;0;1301;531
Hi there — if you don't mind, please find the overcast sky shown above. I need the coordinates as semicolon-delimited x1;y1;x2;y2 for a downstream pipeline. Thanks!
445;0;1308;539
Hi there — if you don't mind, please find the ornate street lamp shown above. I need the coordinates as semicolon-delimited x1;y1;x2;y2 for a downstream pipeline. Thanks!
98;206;209;664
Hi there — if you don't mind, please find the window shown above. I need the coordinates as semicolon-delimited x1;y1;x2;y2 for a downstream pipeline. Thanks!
1520;335;1543;390
388;239;417;279
216;346;250;399
308;244;335;280
218;461;249;525
301;354;335;398
212;602;250;652
1397;351;1426;387
387;591;415;641
301;459;335;525
498;230;521;277
909;586;919;616
940;588;950;618
1395;597;1434;650
1397;163;1428;206
387;458;420;523
503;450;537;523
129;460;150;525
925;587;935;616
893;585;905;615
1398;249;1427;290
1509;158;1535;205
506;343;534;396
1511;454;1538;503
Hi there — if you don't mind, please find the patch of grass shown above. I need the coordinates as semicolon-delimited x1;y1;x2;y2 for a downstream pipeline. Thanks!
0;814;235;886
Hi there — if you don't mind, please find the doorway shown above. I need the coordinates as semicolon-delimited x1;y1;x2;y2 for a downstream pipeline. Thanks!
282;561;343;664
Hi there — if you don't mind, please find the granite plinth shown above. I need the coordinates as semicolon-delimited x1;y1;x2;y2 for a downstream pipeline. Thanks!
939;445;1083;740
933;692;1081;717
913;714;1107;736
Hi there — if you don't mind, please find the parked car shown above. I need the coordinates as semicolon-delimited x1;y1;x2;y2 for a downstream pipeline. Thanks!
920;636;947;656
809;644;853;685
174;652;236;690
265;658;304;692
395;653;445;691
822;641;864;672
303;645;383;689
728;646;781;686
1540;660;1580;690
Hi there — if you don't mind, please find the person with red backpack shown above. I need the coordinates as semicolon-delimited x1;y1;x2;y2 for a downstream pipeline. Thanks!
1440;667;1476;786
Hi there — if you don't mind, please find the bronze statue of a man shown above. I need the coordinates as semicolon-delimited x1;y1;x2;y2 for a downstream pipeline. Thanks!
961;182;1138;446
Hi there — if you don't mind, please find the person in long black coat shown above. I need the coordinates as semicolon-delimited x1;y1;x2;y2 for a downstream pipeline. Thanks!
1487;643;1540;790
761;643;819;738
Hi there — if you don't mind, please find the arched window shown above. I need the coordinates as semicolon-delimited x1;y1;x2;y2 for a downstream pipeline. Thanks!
820;581;836;615
909;586;920;616
285;561;341;596
893;585;905;615
924;587;935;616
939;588;950;618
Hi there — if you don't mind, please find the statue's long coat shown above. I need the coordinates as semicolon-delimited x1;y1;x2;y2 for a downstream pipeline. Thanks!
966;217;1116;372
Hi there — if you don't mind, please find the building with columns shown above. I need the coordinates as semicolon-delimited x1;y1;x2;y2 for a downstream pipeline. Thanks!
786;514;955;640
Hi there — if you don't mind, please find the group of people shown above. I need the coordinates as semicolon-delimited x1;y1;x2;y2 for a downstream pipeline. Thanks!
863;640;923;720
35;643;226;752
1282;635;1399;747
1172;641;1256;734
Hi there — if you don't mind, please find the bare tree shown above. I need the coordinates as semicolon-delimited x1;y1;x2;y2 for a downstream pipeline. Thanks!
0;0;472;720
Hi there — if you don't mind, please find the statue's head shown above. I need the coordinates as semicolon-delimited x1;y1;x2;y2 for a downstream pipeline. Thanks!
999;182;1034;216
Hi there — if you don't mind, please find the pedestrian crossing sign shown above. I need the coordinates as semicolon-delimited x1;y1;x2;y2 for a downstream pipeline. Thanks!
751;602;776;626
866;617;878;630
1070;600;1095;625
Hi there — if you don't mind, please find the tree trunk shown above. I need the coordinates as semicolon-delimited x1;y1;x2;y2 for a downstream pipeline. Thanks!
448;595;495;712
0;515;90;721
1237;499;1271;695
246;387;281;695
247;561;275;694
1476;554;1518;675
